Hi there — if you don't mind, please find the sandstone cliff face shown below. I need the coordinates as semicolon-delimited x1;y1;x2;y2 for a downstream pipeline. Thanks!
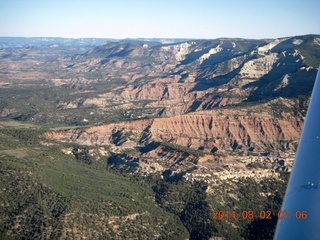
45;107;302;183
149;115;301;151
46;111;302;154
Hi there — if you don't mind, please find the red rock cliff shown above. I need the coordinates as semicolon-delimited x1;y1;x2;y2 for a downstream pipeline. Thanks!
46;112;302;153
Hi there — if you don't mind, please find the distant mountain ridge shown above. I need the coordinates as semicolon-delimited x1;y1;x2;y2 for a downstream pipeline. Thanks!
0;34;319;123
59;34;319;115
0;37;191;47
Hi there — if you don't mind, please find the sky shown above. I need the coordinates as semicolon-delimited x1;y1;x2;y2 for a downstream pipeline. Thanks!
0;0;319;39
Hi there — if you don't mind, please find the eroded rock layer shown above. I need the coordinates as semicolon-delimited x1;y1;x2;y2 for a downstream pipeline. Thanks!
46;112;302;154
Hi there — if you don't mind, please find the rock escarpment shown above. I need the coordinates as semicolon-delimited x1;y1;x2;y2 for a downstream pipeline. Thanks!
46;111;302;154
46;106;302;182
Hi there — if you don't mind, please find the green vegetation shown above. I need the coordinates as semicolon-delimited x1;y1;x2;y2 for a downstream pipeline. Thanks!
0;124;189;239
207;175;288;239
246;162;267;169
270;100;292;118
0;122;289;239
160;141;205;157
153;180;215;239
0;168;70;239
233;39;268;53
297;35;320;68
0;81;153;126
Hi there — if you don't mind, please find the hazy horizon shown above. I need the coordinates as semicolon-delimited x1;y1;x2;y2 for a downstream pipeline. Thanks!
1;0;319;40
0;34;319;41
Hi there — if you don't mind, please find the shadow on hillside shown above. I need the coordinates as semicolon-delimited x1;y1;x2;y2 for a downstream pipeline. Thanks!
244;56;316;102
190;62;245;91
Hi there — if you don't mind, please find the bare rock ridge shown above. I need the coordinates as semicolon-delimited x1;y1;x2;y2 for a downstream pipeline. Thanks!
58;35;319;119
46;105;302;182
47;112;302;154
